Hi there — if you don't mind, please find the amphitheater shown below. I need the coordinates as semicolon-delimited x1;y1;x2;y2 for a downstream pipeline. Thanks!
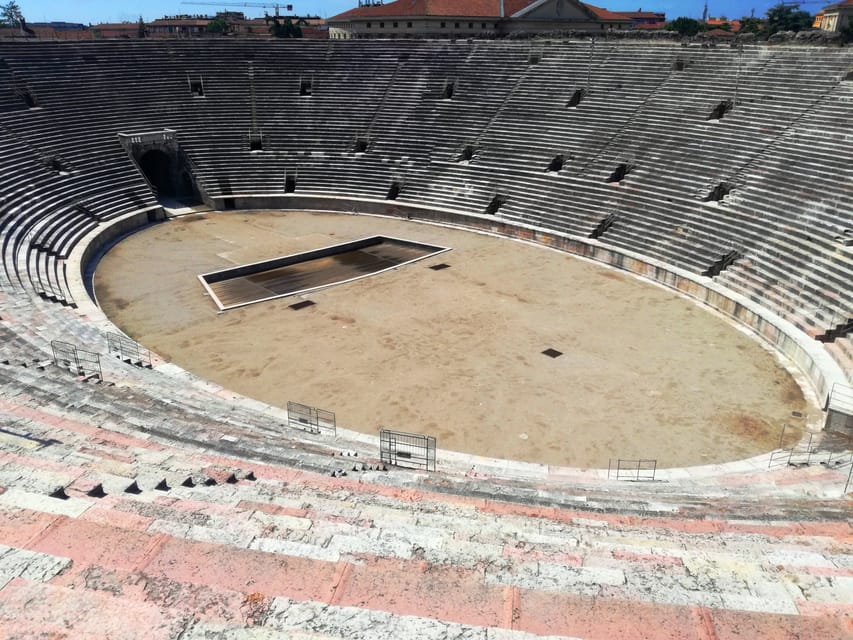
0;38;851;638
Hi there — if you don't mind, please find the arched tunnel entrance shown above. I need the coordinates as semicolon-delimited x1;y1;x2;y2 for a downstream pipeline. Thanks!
138;149;177;197
135;147;202;206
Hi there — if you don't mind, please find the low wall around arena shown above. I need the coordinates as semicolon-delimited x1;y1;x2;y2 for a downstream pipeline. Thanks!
68;205;166;313
68;193;845;416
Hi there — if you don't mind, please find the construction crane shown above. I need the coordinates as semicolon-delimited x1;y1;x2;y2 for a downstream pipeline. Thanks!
180;2;293;17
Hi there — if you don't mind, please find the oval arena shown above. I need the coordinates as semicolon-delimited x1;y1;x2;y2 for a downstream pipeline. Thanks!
0;39;851;638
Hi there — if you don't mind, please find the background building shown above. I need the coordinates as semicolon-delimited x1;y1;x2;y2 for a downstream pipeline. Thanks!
614;10;666;29
328;0;632;39
817;0;853;31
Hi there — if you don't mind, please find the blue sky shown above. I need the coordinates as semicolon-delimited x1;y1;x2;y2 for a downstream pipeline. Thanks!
17;0;821;24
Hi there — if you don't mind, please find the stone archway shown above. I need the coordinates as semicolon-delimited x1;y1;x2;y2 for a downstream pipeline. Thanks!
138;149;177;197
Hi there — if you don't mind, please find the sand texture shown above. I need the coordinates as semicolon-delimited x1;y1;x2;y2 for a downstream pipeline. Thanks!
95;211;812;468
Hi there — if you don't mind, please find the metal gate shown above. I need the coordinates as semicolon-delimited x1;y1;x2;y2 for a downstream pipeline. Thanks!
287;401;336;435
51;340;79;373
107;332;151;367
380;429;436;471
51;340;101;380
608;458;657;481
75;349;102;381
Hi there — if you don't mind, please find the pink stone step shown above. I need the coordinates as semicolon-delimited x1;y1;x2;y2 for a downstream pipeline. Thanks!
27;515;158;573
518;589;701;639
707;606;853;640
0;578;187;639
0;508;61;548
4;510;851;639
51;561;250;628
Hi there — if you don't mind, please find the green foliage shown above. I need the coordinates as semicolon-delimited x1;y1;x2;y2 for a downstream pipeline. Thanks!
269;16;302;38
738;17;763;35
764;3;813;35
839;24;853;44
137;16;146;38
1;1;23;28
206;17;228;34
665;16;706;37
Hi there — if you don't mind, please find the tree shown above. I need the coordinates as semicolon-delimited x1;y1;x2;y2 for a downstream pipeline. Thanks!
764;3;813;35
665;17;706;37
1;1;24;28
269;16;302;38
206;17;228;34
137;16;146;38
738;16;763;35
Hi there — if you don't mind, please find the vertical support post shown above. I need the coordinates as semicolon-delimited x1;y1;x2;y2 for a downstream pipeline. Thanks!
776;423;787;450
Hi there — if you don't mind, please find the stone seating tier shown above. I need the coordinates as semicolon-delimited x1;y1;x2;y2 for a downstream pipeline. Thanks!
0;38;849;407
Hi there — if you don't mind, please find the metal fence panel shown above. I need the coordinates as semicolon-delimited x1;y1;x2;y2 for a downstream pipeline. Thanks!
380;429;436;471
51;340;79;373
107;332;152;367
51;340;101;380
315;407;336;435
75;349;102;381
287;401;317;433
608;458;657;481
287;401;335;436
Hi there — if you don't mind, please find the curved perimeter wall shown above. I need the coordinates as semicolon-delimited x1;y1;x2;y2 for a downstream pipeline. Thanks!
68;193;847;408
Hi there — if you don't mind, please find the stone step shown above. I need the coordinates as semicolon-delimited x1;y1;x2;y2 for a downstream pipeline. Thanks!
2;457;850;621
1;516;850;640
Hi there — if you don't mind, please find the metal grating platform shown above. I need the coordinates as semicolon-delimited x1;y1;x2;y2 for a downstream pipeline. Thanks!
199;236;450;311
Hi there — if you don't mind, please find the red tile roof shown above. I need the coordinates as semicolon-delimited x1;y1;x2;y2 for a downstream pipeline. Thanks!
704;18;741;32
616;11;664;18
821;0;853;10
331;0;535;20
703;27;735;37
331;0;629;21
149;18;210;27
583;3;631;21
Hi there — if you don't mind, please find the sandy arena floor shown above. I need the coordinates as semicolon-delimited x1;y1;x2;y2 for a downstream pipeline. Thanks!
94;210;814;468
